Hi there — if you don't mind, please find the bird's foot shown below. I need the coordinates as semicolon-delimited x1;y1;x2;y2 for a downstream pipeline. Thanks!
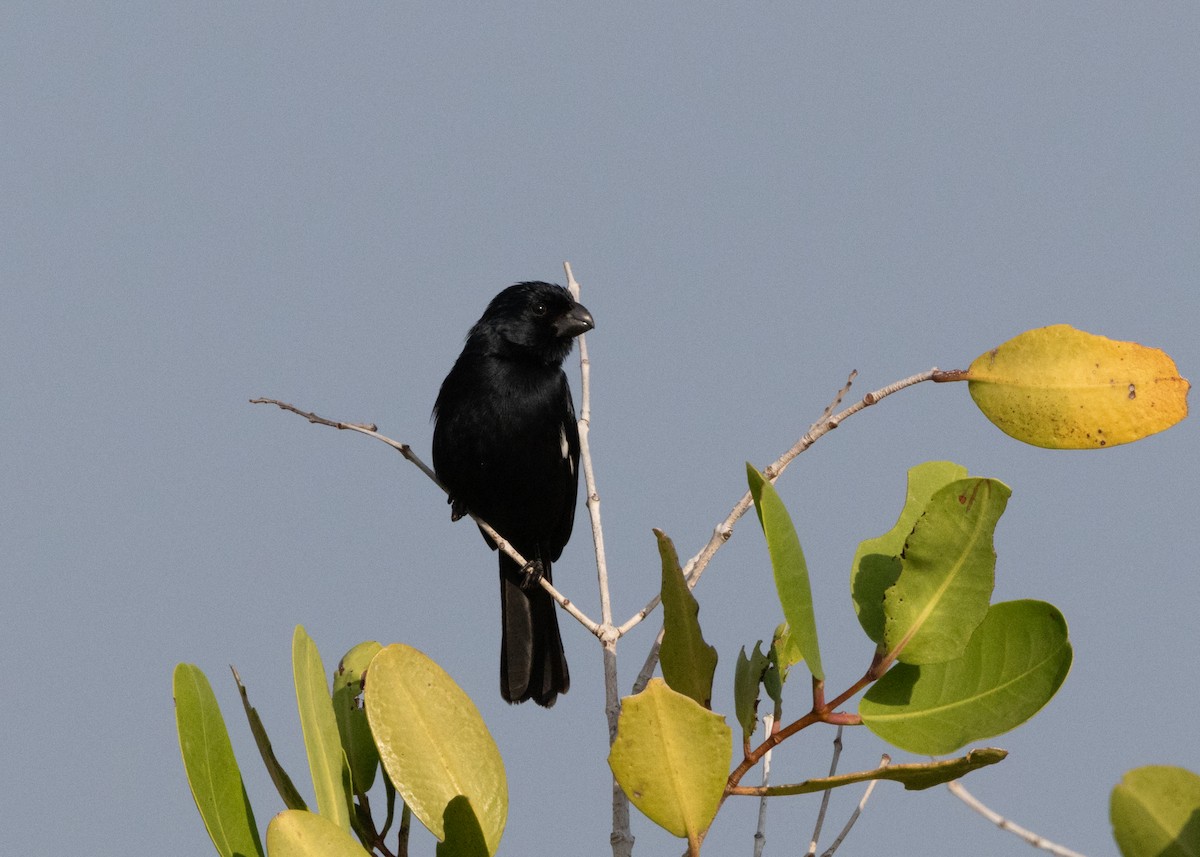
519;560;545;591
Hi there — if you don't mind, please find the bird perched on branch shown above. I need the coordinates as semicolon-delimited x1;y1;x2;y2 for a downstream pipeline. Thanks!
433;282;594;707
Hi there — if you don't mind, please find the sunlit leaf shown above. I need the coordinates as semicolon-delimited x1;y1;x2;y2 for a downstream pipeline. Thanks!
292;626;353;832
1111;766;1200;857
861;600;1072;755
173;663;264;857
852;462;968;644
656;529;718;709
609;679;731;850
883;478;1010;664
771;621;804;673
964;325;1189;449
265;809;368;857
746;464;823;680
365;644;506;855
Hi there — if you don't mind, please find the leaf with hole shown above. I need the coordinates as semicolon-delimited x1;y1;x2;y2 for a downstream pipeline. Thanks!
883;477;1010;664
852;461;968;644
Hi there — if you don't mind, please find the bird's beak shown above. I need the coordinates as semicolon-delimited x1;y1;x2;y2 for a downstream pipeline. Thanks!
554;303;595;339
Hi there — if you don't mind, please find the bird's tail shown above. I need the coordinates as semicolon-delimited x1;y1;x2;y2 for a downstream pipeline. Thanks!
499;555;569;707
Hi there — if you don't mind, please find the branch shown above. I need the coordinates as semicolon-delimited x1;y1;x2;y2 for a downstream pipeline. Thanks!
805;725;844;857
562;263;633;857
622;368;935;638
249;397;601;636
625;370;936;694
752;714;776;857
946;780;1089;857
820;756;889;857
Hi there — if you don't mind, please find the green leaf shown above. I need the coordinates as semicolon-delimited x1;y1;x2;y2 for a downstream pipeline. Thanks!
436;796;491;857
750;748;1007;796
746;463;824;680
332;641;382;794
656;528;719;709
764;622;803;706
364;643;507;855
292;626;353;832
883;478;1010;664
173;663;265;857
965;324;1190;449
851;462;968;644
733;643;770;743
1111;766;1200;857
609;679;732;850
861;600;1072;755
232;666;308;811
265;809;369;857
770;621;804;673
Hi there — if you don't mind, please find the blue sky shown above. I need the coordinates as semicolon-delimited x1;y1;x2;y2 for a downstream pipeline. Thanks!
3;4;1197;855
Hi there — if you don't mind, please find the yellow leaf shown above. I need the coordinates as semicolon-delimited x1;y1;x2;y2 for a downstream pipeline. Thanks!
967;325;1189;449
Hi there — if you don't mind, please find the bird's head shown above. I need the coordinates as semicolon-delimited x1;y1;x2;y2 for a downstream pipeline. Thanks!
474;282;595;365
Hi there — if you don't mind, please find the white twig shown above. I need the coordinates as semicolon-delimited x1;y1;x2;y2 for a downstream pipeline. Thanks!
752;714;775;857
625;369;935;690
806;725;844;857
946;780;1088;857
249;397;601;636
820;755;889;857
563;262;633;857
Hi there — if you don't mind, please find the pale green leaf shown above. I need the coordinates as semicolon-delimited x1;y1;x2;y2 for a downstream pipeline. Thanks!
292;626;353;832
364;644;507;855
609;679;732;849
265;809;368;857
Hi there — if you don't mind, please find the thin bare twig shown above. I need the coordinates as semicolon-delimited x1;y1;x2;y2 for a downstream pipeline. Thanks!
806;725;845;857
947;780;1088;857
819;755;889;857
563;263;633;857
752;714;775;857
627;370;935;694
249;397;601;636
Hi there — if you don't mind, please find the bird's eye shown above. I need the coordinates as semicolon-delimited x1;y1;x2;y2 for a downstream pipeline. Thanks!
531;302;548;317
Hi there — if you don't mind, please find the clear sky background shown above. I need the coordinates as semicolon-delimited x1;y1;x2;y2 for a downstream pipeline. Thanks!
3;4;1197;856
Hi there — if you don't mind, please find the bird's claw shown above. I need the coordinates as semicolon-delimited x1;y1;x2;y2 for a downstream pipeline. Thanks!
519;560;545;590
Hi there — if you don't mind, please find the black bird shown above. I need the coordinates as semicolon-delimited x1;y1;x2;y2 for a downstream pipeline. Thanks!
432;282;594;707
